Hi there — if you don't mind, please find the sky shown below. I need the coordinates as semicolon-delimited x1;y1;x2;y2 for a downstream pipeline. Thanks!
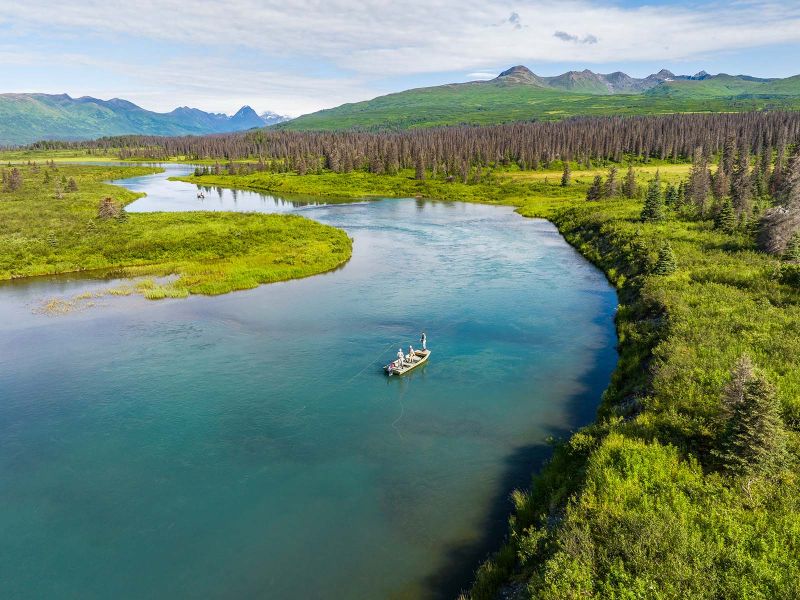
1;0;799;117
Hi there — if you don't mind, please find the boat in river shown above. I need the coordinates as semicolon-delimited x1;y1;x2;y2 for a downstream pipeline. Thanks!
385;349;430;376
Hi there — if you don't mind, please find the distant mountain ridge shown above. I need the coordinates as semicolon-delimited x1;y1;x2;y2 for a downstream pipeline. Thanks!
0;94;290;145
491;66;779;95
280;65;800;131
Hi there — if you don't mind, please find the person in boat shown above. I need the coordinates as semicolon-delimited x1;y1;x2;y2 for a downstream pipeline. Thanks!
397;348;405;367
408;345;416;362
420;332;427;351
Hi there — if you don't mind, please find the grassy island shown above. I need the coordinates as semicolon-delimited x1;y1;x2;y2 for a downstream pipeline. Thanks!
0;163;352;298
182;162;800;599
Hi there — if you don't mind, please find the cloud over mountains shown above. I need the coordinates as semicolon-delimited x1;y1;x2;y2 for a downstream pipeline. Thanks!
1;1;798;115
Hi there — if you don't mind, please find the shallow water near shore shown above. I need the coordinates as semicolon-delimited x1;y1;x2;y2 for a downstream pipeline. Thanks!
0;165;618;598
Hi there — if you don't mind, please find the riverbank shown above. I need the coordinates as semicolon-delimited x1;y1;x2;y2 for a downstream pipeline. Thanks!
186;165;800;598
0;164;352;297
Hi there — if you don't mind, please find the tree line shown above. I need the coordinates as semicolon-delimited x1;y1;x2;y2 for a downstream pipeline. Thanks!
29;111;800;176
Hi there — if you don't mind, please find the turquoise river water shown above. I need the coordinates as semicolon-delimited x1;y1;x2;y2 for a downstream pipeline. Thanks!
0;164;617;598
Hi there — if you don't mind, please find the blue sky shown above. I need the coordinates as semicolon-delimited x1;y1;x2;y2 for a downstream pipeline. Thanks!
0;0;798;116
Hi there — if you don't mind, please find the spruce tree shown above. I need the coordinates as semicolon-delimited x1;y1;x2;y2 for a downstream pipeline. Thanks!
731;142;753;219
675;181;687;210
689;147;711;215
664;183;677;207
760;143;772;182
641;173;665;222
770;144;786;194
784;231;800;262
654;241;677;275
604;166;618;198
716;199;737;234
759;151;800;254
560;161;571;186
414;152;425;180
622;165;637;198
586;175;603;201
712;169;728;201
717;356;785;478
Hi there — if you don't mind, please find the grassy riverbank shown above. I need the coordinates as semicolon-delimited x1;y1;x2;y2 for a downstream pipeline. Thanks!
0;164;352;297
174;161;691;203
185;164;800;598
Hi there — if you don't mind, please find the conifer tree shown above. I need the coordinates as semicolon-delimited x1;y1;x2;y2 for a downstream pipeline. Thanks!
759;151;800;254
716;199;737;234
731;142;753;218
7;168;23;191
654;241;677;275
414;152;425;180
664;183;677;207
770;144;786;194
641;172;665;222
586;175;603;201
689;148;711;215
721;138;736;181
717;356;785;478
760;143;772;182
622;165;637;199
560;161;571;186
675;181;687;210
604;166;618;198
784;231;800;262
712;152;729;200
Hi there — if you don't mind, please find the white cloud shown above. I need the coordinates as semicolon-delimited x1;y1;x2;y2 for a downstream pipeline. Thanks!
10;1;800;69
467;72;498;80
3;0;800;112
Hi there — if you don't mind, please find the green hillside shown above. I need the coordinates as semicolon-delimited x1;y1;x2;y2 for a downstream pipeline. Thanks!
646;74;800;98
281;69;800;131
0;94;281;145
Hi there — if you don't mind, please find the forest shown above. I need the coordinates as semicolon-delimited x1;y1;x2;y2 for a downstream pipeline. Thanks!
29;111;800;174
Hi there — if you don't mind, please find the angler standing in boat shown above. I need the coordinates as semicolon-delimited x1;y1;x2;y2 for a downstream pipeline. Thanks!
397;348;405;367
420;332;427;351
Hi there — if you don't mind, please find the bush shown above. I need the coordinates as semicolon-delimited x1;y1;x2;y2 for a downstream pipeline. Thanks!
97;197;122;219
779;262;800;287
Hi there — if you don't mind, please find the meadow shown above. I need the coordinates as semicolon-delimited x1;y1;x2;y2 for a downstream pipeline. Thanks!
0;163;352;298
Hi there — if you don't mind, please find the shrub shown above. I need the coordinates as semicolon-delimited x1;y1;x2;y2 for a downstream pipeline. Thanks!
97;197;122;219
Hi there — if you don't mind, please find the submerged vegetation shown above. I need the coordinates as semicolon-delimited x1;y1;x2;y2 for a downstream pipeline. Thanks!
0;163;352;296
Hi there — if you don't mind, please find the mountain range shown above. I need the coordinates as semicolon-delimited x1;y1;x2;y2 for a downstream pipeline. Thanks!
0;94;290;145
280;66;800;131
4;67;800;144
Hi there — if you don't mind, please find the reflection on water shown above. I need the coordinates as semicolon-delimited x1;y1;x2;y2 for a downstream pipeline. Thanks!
0;163;618;599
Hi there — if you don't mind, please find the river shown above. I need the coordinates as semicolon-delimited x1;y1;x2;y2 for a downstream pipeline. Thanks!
0;164;617;598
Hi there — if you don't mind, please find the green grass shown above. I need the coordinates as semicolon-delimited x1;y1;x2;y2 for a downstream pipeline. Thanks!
192;163;800;599
174;161;692;205
0;164;352;297
280;80;800;131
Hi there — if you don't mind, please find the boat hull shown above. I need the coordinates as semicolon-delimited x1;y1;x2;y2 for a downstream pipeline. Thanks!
385;349;430;376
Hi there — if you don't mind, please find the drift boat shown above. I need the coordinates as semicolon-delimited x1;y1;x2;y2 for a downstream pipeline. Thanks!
385;349;431;376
